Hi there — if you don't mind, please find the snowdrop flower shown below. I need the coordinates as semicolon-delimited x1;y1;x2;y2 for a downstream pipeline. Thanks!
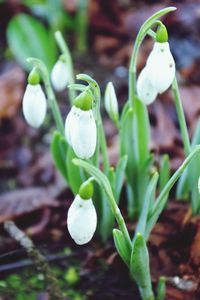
145;41;175;94
22;69;47;128
136;24;175;105
51;55;69;92
65;90;97;159
67;180;97;245
137;67;158;105
104;82;119;123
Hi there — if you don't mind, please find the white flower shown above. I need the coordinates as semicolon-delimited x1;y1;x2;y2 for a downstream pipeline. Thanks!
51;59;69;92
67;195;97;245
104;82;119;123
198;177;200;194
137;67;158;105
64;106;78;146
22;84;47;128
145;42;175;94
65;106;97;159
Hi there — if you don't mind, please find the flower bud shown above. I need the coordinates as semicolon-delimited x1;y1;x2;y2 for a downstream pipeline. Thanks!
145;42;175;93
137;67;157;105
67;194;97;245
51;55;69;91
22;84;47;128
104;82;119;123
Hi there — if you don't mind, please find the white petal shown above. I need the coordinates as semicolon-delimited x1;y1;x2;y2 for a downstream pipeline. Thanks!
67;195;97;245
104;82;119;122
71;109;97;159
146;42;175;93
22;84;47;128
137;67;157;105
51;60;69;92
64;106;79;146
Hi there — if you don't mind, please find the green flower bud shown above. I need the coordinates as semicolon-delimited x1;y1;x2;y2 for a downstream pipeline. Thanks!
79;180;94;200
28;68;40;85
156;24;168;43
73;90;93;111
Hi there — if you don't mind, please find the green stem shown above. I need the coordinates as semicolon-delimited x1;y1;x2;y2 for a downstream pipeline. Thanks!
128;6;176;108
27;57;64;135
172;76;191;156
55;31;76;104
73;159;132;250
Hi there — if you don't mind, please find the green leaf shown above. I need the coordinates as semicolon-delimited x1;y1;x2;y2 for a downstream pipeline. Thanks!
50;131;68;182
120;107;135;185
66;147;83;195
130;233;154;300
133;97;150;167
156;277;166;300
177;118;200;201
7;13;56;71
99;191;115;242
159;155;170;192
146;146;200;239
136;172;159;237
113;229;131;266
115;155;128;201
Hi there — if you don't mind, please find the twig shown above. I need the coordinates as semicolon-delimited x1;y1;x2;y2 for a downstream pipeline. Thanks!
4;221;67;300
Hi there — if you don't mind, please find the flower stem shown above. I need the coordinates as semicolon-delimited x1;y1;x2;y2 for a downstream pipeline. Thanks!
128;7;176;108
172;76;191;156
55;31;76;104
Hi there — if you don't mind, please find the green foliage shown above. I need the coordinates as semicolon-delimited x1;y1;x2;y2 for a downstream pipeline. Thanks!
130;233;154;300
51;131;68;182
7;13;56;71
113;229;131;266
66;147;84;195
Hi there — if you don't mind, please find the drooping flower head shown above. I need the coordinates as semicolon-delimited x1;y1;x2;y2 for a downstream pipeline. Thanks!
137;23;175;105
51;55;69;92
22;68;47;128
67;180;97;245
65;89;97;159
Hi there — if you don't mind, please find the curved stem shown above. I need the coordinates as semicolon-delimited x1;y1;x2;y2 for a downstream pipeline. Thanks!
27;57;64;135
172;76;191;156
55;31;76;104
128;6;176;108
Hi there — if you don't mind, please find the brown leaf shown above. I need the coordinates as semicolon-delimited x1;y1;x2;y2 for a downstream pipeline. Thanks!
0;63;25;119
0;187;58;223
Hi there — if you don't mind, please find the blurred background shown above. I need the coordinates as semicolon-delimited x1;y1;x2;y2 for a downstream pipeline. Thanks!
0;1;200;299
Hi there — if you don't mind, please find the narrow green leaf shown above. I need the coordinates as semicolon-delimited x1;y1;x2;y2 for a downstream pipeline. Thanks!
50;131;68;182
7;14;56;71
146;146;200;238
159;154;170;191
66;148;83;195
115;155;128;201
136;172;159;237
133;97;150;167
120;108;135;185
177;118;200;200
113;229;131;266
130;233;154;300
156;277;166;300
